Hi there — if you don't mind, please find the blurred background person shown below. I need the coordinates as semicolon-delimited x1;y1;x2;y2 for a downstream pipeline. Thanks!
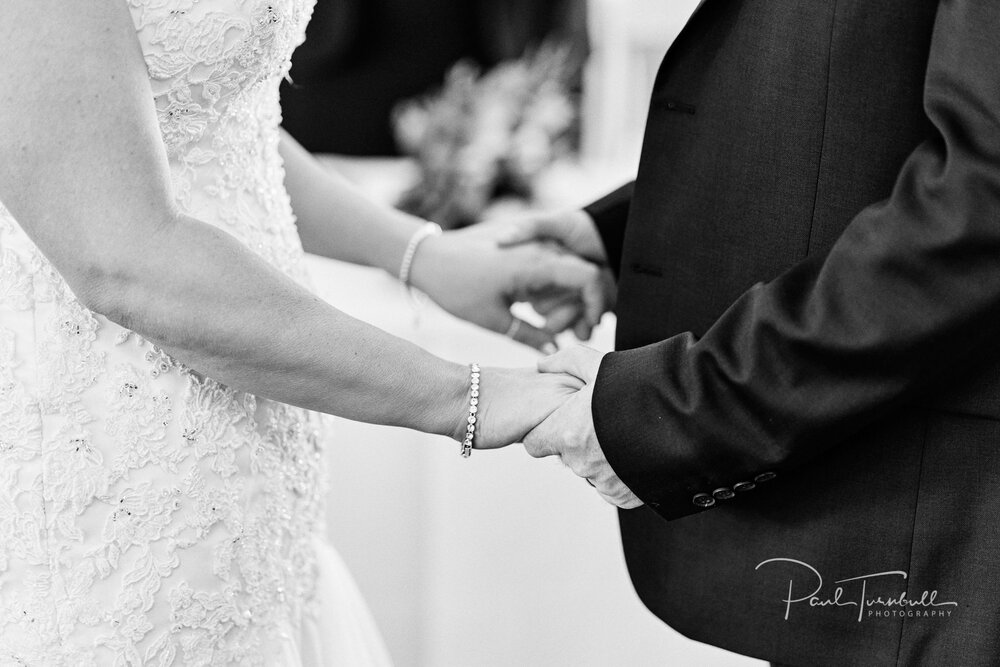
281;0;587;156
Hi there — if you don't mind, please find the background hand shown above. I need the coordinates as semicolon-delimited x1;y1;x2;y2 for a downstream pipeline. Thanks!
409;223;609;350
493;209;608;263
490;209;616;326
523;346;643;509
459;367;585;449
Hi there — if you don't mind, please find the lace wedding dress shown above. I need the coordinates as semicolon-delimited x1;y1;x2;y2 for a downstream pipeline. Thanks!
0;1;393;664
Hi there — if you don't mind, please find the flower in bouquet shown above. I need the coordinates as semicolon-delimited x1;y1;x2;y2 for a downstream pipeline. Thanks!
393;42;580;228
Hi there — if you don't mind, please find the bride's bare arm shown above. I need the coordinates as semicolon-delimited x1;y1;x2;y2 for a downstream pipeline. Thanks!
0;0;580;444
278;129;423;275
278;129;607;346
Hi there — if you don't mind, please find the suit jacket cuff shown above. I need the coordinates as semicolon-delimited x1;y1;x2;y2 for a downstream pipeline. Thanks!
592;339;781;521
583;182;634;278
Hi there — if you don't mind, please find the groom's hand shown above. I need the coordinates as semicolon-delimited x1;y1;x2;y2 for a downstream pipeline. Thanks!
411;224;610;350
488;209;617;326
493;209;608;264
523;346;643;509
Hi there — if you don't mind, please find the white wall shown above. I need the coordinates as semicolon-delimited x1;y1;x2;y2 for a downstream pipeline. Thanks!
581;0;703;177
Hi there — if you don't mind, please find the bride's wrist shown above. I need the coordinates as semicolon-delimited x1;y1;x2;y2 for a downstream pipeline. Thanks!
405;231;448;297
417;359;472;441
364;211;427;279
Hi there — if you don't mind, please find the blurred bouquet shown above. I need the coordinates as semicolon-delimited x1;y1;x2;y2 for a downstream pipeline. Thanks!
392;42;580;228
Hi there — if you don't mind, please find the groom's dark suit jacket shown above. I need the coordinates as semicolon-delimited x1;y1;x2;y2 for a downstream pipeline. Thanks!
587;1;1000;664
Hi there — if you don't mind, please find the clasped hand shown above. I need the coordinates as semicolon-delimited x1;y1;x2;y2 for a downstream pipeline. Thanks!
527;346;642;510
472;347;642;510
422;210;639;509
408;215;615;350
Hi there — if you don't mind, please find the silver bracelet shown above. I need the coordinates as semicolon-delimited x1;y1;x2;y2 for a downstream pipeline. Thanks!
398;222;442;288
461;363;481;458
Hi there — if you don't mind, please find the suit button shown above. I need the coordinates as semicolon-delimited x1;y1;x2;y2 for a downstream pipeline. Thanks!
712;487;735;501
733;481;756;493
754;472;777;483
692;493;716;508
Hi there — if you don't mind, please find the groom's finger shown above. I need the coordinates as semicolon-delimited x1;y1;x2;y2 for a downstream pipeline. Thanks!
593;471;645;509
522;431;558;458
528;295;594;339
523;442;557;458
580;268;605;330
524;255;601;309
594;486;623;507
541;302;583;334
528;293;573;316
519;254;604;334
538;345;600;382
596;487;643;509
494;215;564;247
505;316;558;353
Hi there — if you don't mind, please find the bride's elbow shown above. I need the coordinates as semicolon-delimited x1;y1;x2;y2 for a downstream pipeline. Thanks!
67;224;177;331
72;259;153;332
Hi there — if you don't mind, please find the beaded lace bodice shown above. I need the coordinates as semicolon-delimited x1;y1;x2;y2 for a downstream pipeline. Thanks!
133;0;315;279
0;1;327;665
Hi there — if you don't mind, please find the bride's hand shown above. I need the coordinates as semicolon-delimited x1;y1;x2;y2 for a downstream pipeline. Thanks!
408;224;609;350
449;368;585;449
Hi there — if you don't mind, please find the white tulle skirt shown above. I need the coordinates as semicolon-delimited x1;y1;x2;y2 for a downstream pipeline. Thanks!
295;539;394;667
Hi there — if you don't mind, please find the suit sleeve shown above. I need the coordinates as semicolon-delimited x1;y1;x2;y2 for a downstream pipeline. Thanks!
583;181;634;277
592;0;1000;520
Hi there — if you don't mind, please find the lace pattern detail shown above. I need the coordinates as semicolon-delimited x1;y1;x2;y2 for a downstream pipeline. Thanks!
0;1;325;664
